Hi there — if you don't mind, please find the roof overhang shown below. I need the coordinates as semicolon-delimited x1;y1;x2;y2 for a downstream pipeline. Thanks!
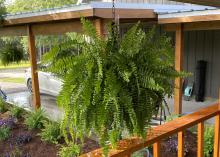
171;0;220;7
3;3;157;26
158;9;220;24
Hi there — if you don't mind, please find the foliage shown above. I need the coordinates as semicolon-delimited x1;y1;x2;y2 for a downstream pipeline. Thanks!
167;136;189;155
4;144;31;157
0;126;10;141
0;97;7;113
24;109;45;130
0;40;25;65
166;114;180;122
58;142;80;157
0;0;6;21
10;105;23;119
0;117;15;129
7;0;76;13
43;18;185;155
15;134;32;146
204;126;214;157
39;121;61;144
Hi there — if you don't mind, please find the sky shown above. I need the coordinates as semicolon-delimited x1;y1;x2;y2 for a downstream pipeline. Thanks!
5;0;13;5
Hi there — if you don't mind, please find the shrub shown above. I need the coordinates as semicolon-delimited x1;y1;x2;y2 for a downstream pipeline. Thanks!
204;126;214;157
0;126;10;141
39;121;61;144
24;109;45;130
0;97;7;113
0;40;24;65
10;105;23;119
58;143;80;157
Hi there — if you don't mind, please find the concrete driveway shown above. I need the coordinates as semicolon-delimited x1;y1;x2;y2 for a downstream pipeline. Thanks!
0;67;217;123
0;68;63;121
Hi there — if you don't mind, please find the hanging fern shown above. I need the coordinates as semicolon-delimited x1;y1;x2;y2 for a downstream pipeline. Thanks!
43;18;185;156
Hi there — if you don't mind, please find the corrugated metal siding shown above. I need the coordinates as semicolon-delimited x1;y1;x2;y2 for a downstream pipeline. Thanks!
120;24;220;98
102;0;184;4
183;30;220;98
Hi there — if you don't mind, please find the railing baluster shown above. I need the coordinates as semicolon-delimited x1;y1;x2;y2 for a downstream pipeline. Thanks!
197;122;204;157
214;114;220;157
153;142;161;157
178;131;184;157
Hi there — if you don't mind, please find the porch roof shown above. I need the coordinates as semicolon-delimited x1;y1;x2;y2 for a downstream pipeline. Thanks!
159;7;220;24
3;2;215;26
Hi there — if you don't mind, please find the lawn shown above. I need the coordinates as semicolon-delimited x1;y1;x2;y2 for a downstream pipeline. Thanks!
0;77;25;84
0;61;30;70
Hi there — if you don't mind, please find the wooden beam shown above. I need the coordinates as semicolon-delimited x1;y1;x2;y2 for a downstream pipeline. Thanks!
0;25;27;36
159;14;220;24
5;9;93;26
164;21;220;32
171;0;220;7
174;24;184;115
94;19;104;37
94;9;156;19
32;21;83;35
27;25;41;109
0;21;83;36
3;8;156;27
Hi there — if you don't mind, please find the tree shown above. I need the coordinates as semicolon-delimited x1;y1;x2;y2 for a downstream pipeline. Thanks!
6;0;76;62
0;0;6;20
43;19;186;156
7;0;76;13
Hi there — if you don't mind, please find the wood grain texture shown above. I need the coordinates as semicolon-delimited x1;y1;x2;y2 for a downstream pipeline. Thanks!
163;21;220;32
159;14;220;24
94;9;156;19
174;24;184;114
214;114;220;157
5;9;93;26
94;19;104;37
27;25;41;109
80;103;220;157
197;122;204;157
153;142;161;157
178;131;184;157
3;8;156;26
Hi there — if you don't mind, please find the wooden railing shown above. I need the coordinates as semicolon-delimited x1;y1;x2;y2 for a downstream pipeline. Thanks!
80;103;220;157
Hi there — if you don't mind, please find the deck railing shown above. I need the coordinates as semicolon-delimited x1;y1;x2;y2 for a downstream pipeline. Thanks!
80;103;220;157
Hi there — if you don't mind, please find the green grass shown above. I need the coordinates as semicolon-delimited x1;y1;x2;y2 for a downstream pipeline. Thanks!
0;77;25;84
0;61;30;70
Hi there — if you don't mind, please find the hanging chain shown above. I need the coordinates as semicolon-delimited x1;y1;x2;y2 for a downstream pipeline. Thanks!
112;0;116;23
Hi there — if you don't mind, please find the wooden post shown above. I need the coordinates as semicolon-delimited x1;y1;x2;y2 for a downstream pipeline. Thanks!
153;142;161;157
197;122;204;157
94;18;104;37
178;131;184;157
27;25;41;109
214;114;220;157
174;24;184;114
